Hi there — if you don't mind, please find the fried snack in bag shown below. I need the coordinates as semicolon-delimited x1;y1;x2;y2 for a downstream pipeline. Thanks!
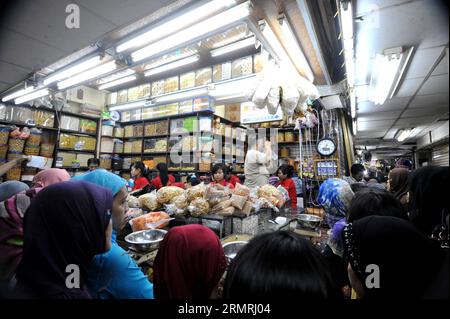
233;183;250;197
129;211;170;232
138;191;160;211
188;198;210;217
230;194;247;210
156;186;185;204
185;183;206;201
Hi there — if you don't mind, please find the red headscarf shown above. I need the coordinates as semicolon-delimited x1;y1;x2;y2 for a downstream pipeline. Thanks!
153;225;227;299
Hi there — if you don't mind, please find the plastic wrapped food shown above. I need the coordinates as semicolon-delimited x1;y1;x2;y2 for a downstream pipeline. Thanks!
185;183;206;201
281;86;300;116
156;186;185;204
129;211;171;232
215;206;235;216
267;87;281;115
187;198;210;217
170;194;189;210
164;203;187;216
257;184;285;208
233;183;250;197
242;200;253;216
126;195;140;208
211;199;232;212
230;194;247;210
138;191;160;211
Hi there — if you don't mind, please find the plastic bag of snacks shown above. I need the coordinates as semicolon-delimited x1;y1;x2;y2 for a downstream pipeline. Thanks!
187;198;210;217
257;185;285;208
138;191;160;211
126;195;140;208
233;183;250;197
129;211;171;232
185;183;206;201
230;194;248;210
164;203;187;216
170;194;189;210
156;186;185;204
215;206;235;216
211;199;232;213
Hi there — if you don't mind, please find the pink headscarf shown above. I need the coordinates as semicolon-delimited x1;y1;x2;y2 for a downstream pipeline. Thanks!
32;168;70;188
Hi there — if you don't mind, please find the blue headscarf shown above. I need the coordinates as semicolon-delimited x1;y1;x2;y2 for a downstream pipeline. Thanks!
72;169;126;196
318;178;354;228
0;181;29;202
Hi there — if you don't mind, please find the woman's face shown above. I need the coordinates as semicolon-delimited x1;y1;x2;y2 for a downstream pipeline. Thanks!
112;186;128;232
214;169;224;182
277;170;287;180
104;220;113;252
131;166;140;177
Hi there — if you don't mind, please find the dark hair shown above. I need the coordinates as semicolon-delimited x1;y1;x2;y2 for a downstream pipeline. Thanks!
132;161;147;178
188;175;201;186
350;183;368;193
277;164;294;178
223;231;337;299
350;164;365;176
156;163;169;187
347;188;407;223
212;163;229;178
87;158;100;166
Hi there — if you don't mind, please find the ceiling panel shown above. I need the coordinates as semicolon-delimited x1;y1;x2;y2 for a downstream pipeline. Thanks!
357;97;410;114
395;77;423;98
409;93;449;108
396;116;440;127
431;51;449;76
0;61;32;86
358;110;402;121
402;107;448;118
404;46;444;80
417;74;449;95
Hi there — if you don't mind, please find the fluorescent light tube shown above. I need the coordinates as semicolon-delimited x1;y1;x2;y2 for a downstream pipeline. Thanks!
210;37;255;57
14;88;49;104
370;53;402;105
109;100;146;111
279;17;314;82
389;47;414;99
397;129;412;142
153;87;209;104
144;50;197;70
131;2;251;62
116;0;236;53
57;61;117;90
43;56;102;85
2;86;36;102
98;69;136;85
350;90;356;118
98;75;137;90
339;2;355;88
352;119;358;135
144;55;199;77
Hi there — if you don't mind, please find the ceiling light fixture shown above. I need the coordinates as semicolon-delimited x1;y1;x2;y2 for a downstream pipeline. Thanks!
43;55;103;85
98;75;137;91
369;46;414;105
210;36;255;57
278;15;314;82
1;86;36;102
57;61;117;90
131;2;251;62
98;69;136;85
339;1;355;88
108;100;147;112
14;88;50;105
116;0;236;53
144;55;199;77
395;128;413;142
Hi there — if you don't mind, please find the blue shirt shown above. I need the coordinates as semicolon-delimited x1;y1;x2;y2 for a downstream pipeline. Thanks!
87;232;154;299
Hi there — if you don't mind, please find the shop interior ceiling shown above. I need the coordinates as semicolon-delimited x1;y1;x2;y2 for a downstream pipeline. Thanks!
353;0;449;158
0;0;344;96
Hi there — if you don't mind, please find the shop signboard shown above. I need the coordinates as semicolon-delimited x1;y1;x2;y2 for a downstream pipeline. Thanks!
240;102;283;124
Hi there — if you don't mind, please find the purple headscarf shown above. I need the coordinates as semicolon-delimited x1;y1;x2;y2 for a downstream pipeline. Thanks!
16;181;112;299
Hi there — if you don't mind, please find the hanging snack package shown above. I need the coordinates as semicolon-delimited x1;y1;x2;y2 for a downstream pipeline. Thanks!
281;85;300;116
266;87;280;115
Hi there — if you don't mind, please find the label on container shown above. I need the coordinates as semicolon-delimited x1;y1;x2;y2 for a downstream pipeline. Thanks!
55;157;63;168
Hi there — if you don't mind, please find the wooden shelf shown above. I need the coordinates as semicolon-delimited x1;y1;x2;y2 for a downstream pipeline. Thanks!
0;120;59;132
56;148;96;154
59;129;97;137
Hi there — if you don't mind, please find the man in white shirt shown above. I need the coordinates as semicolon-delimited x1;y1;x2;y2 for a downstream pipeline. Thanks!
244;138;277;189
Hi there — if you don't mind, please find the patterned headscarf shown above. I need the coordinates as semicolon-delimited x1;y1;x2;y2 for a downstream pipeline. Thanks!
318;178;354;228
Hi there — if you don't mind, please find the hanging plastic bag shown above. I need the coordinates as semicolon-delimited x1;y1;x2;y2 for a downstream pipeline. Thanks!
280;85;300;116
266;86;281;115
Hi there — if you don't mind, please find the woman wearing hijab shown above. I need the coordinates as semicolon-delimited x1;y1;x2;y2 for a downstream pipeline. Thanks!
14;181;113;299
0;169;70;286
317;178;354;228
153;225;227;299
0;181;29;202
72;169;154;299
343;215;448;299
387;168;409;206
408;166;449;238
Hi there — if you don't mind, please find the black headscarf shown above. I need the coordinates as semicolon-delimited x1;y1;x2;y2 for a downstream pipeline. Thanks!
408;166;449;236
343;216;446;299
16;181;112;299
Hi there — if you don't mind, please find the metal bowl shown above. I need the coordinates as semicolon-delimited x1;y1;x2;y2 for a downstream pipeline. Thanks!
297;214;323;230
125;229;168;252
222;241;248;262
